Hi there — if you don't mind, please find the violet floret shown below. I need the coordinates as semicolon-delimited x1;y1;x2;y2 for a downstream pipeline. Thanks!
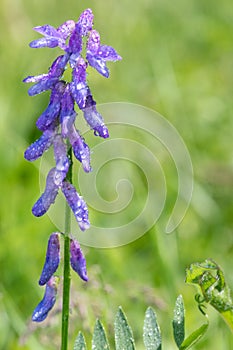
39;233;60;286
32;276;59;322
70;239;88;281
61;181;90;231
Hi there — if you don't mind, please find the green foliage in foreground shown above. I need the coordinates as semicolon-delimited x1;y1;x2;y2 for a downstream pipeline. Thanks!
73;259;233;350
73;297;208;350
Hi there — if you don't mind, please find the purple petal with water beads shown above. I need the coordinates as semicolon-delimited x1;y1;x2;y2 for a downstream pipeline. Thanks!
97;45;122;61
39;233;60;286
60;91;91;170
60;112;76;140
32;276;59;322
86;30;122;78
24;126;56;161
33;25;59;38
32;168;59;217
25;55;69;96
93;124;109;138
67;9;93;56
70;58;89;108
67;23;82;57
60;88;91;173
68;125;91;173
60;86;77;139
86;53;109;78
82;95;109;138
60;86;76;135
27;77;58;96
36;81;66;131
86;29;100;54
61;181;90;231
23;74;48;84
70;239;88;281
77;8;94;36
49;54;70;78
30;37;59;49
72;137;91;173
57;20;76;40
30;24;67;50
53;134;70;184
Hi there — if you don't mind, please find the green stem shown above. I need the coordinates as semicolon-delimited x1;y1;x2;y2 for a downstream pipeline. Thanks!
61;147;73;350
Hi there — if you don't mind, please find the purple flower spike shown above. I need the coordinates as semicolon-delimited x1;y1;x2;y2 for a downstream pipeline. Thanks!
82;95;109;138
39;233;60;286
24;11;122;256
53;134;70;184
24;126;57;161
70;239;88;281
61;181;90;231
32;168;59;217
86;30;122;78
36;81;66;131
32;276;59;322
78;8;94;36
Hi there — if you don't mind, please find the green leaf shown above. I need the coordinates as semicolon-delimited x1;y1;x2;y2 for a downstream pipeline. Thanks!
180;323;208;350
185;259;233;331
92;319;110;350
143;307;162;350
172;295;185;348
114;307;135;350
73;332;87;350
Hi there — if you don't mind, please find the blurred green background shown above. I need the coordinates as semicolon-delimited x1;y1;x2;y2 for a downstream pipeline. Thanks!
0;0;233;349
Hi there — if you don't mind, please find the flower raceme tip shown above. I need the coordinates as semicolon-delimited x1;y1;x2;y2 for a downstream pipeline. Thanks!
24;8;121;227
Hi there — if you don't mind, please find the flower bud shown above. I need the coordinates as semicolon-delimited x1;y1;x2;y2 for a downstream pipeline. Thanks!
32;276;59;322
39;233;60;286
70;239;88;281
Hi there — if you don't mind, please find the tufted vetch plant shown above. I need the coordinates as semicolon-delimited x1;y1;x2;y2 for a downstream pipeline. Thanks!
23;8;121;350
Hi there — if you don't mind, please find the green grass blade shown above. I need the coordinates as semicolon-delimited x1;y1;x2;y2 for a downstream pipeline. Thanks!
1;285;44;350
172;295;185;348
73;331;87;350
180;323;208;350
92;319;110;350
143;307;162;350
114;307;135;350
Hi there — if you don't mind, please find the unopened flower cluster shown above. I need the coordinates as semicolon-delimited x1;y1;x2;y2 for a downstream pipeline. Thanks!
24;9;121;321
